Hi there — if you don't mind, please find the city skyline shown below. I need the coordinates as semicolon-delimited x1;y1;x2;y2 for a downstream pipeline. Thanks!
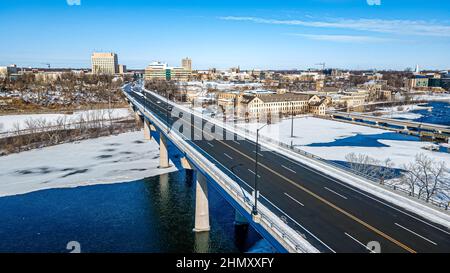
0;0;449;70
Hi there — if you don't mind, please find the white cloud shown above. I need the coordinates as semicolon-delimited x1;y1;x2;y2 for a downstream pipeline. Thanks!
219;16;450;37
285;33;391;43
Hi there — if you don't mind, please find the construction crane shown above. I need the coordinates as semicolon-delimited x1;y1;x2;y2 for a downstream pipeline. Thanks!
315;62;326;70
40;63;51;69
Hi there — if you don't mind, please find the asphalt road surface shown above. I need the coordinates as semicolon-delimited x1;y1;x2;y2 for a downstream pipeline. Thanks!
126;84;450;253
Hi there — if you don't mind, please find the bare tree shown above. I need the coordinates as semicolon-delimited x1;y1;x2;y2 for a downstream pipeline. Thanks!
401;153;448;202
345;153;396;183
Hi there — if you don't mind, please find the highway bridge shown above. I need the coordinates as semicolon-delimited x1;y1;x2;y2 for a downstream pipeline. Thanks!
328;112;450;142
124;84;450;253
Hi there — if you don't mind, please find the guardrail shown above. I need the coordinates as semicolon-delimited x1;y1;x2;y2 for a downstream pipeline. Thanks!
125;91;319;253
138;87;449;211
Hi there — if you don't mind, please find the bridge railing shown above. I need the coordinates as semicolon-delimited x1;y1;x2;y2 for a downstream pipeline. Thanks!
136;87;449;211
125;91;319;253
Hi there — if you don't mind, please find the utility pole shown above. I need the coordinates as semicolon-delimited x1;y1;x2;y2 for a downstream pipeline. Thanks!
291;102;294;138
252;123;269;218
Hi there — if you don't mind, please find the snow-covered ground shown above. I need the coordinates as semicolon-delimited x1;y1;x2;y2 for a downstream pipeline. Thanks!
237;117;450;168
377;104;431;120
0;131;176;197
140;87;450;229
0;108;132;133
413;93;450;101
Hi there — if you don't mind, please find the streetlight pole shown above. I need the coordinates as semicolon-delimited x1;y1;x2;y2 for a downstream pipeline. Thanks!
166;90;170;134
252;123;268;218
291;102;294;138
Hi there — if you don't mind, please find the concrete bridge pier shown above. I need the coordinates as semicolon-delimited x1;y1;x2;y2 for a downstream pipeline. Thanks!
159;132;170;169
180;157;210;233
193;172;210;233
144;119;152;140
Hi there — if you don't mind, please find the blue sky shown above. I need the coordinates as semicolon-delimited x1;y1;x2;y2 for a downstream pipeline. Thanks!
0;0;449;70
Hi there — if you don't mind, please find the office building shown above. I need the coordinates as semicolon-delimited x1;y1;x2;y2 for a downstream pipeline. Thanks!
145;61;191;81
0;64;18;77
181;57;192;71
91;52;118;75
145;62;169;81
118;64;127;74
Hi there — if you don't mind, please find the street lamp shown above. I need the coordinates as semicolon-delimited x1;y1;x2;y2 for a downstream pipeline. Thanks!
166;90;170;133
252;123;269;218
290;101;294;138
144;92;148;112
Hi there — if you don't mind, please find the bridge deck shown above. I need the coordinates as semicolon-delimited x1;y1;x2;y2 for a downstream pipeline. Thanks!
126;84;450;253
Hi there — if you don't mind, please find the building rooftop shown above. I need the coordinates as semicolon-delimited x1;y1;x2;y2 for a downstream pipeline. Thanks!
255;93;312;103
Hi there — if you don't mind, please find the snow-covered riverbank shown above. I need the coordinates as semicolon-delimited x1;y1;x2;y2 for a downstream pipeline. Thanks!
377;104;431;120
0;131;176;197
0;108;132;133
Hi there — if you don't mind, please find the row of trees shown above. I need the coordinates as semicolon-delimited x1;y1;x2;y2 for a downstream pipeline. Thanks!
345;153;449;203
144;80;188;102
1;109;138;155
0;72;131;109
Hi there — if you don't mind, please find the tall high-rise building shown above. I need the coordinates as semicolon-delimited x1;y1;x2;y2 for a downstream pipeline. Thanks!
181;57;192;71
91;52;119;75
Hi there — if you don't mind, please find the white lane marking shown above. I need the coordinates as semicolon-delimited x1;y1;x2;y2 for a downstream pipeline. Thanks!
394;223;437;246
207;142;214;148
260;194;336;253
132;92;351;253
344;232;376;253
284;193;305;207
224;153;233;160
131;92;336;253
281;165;297;174
247;169;261;178
186;131;333;252
270;150;450;236
324;187;348;200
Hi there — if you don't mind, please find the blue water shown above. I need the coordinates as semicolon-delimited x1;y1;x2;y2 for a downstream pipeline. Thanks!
0;170;267;253
396;101;450;126
307;132;419;148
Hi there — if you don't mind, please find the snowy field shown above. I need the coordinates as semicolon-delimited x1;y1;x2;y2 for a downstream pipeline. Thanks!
237;117;450;169
0;108;132;133
0;131;176;197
